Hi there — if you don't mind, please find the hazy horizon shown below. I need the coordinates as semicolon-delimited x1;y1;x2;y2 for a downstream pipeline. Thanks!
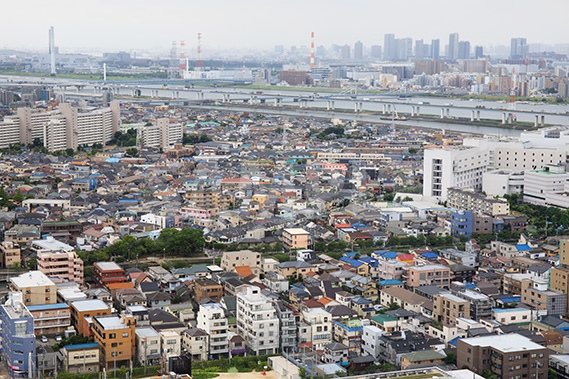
2;0;568;54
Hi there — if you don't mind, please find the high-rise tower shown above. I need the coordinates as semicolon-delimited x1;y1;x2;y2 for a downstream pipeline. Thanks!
49;27;56;75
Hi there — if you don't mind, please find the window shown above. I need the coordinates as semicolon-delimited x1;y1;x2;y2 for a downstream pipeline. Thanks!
122;332;129;337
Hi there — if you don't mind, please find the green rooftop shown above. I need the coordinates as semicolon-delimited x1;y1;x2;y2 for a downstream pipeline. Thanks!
402;350;445;362
370;314;397;325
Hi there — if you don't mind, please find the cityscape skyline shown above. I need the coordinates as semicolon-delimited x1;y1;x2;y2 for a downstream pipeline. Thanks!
1;0;569;53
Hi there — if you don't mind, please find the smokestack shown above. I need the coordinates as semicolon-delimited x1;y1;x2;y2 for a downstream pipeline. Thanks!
310;32;315;70
49;26;56;75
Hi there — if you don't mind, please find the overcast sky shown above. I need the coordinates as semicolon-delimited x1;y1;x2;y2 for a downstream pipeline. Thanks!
2;0;568;53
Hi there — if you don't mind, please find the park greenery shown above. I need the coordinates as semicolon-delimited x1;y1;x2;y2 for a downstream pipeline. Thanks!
76;228;205;265
108;129;137;147
183;133;213;144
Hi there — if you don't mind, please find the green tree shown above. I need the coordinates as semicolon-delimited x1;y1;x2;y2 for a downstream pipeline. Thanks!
444;352;457;365
125;147;139;157
299;367;307;379
549;368;559;379
13;189;24;203
408;147;417;154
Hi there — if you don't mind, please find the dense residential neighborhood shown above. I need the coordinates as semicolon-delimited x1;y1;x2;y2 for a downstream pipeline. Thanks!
2;97;569;379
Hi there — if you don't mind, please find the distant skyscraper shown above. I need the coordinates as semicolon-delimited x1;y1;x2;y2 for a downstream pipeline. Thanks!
384;34;395;60
274;45;284;54
448;33;459;60
458;41;470;59
414;39;424;59
354;41;363;60
474;46;484;59
49;26;56;75
341;44;351;59
510;38;528;59
431;39;440;60
370;45;382;58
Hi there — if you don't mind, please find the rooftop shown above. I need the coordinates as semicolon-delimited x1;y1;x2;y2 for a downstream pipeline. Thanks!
11;271;55;288
460;333;545;352
71;299;109;312
95;315;128;330
95;261;123;271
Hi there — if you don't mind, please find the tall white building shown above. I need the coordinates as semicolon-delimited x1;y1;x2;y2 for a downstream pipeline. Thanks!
196;303;229;359
0;102;120;150
423;147;489;202
236;286;280;355
361;324;384;361
523;165;569;207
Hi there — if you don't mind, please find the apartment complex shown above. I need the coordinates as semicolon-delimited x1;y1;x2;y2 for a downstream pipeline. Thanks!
0;102;120;150
447;187;510;216
220;250;261;275
70;299;112;336
299;308;333;350
93;261;129;289
433;293;471;326
236;286;280;355
26;302;70;336
185;190;232;210
458;334;548;379
0;241;20;268
0;298;36;378
91;314;135;370
406;265;451;288
9;271;57;306
34;237;84;284
423;147;489;201
191;278;223;303
197;303;229;359
282;228;310;249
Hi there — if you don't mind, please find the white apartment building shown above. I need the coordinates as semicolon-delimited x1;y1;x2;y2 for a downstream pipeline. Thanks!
423;147;490;202
361;324;384;361
135;327;161;366
523;165;569;207
0;102;120;150
236;286;280;355
197;303;229;359
159;330;181;358
299;308;333;350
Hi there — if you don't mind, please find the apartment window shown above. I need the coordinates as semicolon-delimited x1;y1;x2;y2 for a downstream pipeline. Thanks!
109;333;116;339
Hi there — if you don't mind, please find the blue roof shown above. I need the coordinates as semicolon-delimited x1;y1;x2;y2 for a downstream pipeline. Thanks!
359;256;379;267
448;337;461;347
421;252;439;258
377;279;404;286
65;343;100;351
493;307;529;313
376;251;398;259
344;252;359;257
498;296;521;303
515;244;532;251
465;283;477;289
351;223;367;228
27;303;69;311
339;257;364;268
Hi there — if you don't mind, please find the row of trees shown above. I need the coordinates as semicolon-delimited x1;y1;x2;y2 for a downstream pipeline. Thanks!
77;228;205;265
183;133;212;144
